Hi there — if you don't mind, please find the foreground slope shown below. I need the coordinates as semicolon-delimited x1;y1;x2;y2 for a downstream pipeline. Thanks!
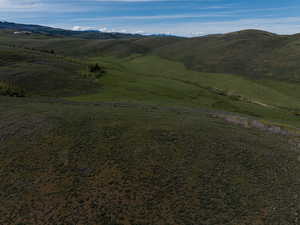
1;97;299;224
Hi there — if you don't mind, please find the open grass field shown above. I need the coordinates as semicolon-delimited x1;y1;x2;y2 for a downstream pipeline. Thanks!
68;55;300;128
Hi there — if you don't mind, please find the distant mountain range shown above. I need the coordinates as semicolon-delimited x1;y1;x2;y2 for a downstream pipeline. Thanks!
0;21;143;39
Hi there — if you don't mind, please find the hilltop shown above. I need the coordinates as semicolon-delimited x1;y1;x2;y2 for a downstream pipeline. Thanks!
155;29;300;81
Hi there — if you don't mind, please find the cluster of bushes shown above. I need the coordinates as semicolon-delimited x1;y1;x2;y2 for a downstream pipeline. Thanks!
8;44;55;55
209;87;245;101
81;63;106;79
41;49;55;54
0;81;25;97
88;63;105;74
88;64;104;73
25;47;55;55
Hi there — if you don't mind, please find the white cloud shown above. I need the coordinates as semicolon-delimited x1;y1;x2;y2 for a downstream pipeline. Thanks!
84;16;300;37
72;25;95;31
98;27;129;33
133;30;145;34
71;26;130;33
189;31;205;36
139;16;300;36
99;27;108;32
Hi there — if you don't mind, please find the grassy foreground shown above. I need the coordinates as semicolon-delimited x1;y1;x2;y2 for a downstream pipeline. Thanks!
1;97;299;224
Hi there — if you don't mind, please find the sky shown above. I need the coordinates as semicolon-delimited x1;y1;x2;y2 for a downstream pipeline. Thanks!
1;0;300;36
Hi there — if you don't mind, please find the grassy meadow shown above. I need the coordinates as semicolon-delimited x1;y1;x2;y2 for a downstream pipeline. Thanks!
67;55;300;128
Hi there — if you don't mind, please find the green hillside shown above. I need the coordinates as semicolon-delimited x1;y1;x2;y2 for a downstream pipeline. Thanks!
0;29;183;57
0;45;101;97
0;30;299;128
68;55;300;128
3;28;300;82
155;30;300;81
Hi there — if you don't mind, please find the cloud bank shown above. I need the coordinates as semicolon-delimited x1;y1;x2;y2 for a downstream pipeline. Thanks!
1;0;300;36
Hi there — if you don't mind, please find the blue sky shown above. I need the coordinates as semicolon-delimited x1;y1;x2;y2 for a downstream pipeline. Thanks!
1;0;300;36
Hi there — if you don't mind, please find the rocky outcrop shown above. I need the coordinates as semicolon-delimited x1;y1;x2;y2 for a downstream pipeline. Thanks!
210;113;299;137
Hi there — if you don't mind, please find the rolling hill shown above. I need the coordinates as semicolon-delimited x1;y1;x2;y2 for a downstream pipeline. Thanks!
0;28;299;127
3;25;300;81
0;44;101;97
1;22;300;224
155;29;300;81
0;28;183;57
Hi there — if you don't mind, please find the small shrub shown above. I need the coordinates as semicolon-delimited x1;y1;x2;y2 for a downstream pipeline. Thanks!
210;87;227;96
81;64;106;80
0;81;26;97
294;112;300;117
89;63;105;73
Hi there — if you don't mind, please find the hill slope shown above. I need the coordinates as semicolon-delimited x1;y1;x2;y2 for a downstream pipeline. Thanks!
3;24;300;83
68;55;300;128
155;29;300;81
0;45;101;97
6;27;299;82
0;41;299;127
1;97;299;224
6;27;300;82
0;29;183;57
